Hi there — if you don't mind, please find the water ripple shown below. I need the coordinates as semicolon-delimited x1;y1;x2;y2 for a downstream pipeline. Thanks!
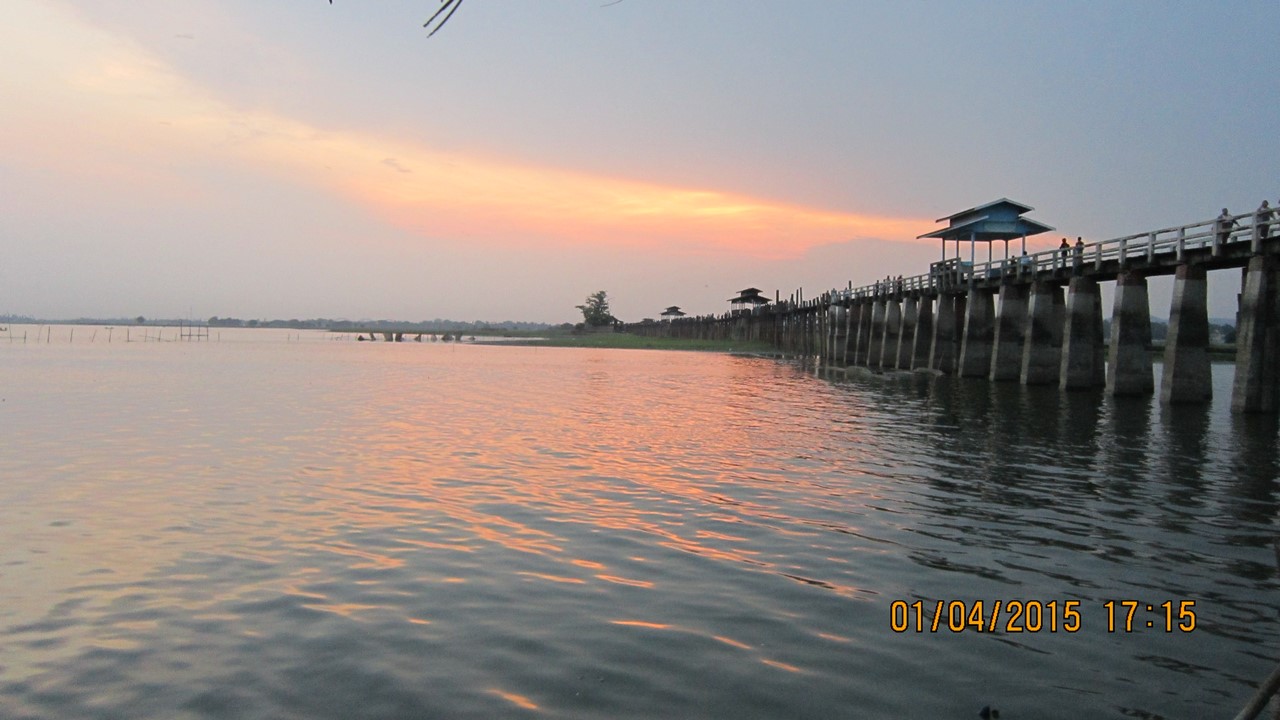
0;342;1277;718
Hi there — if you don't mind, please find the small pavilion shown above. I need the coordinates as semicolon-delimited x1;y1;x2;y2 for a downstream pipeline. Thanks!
917;198;1055;265
661;306;686;319
728;288;770;315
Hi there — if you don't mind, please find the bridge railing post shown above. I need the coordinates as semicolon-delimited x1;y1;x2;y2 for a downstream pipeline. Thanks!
1176;227;1186;262
1118;236;1128;268
1146;232;1156;264
1094;243;1103;271
1254;208;1264;254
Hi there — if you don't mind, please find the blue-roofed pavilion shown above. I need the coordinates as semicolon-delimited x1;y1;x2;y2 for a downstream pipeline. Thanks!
917;198;1055;264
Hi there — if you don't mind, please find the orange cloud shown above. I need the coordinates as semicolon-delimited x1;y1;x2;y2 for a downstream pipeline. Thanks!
300;140;928;259
4;0;929;261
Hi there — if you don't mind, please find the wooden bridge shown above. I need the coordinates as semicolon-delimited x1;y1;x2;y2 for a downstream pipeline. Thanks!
625;200;1280;413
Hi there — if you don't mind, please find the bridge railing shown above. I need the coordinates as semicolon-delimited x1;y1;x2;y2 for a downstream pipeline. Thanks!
642;203;1273;328
832;206;1269;303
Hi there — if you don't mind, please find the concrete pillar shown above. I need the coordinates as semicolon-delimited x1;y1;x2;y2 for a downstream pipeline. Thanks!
958;288;995;377
1232;255;1280;412
842;302;857;365
879;298;902;369
854;302;873;366
1091;287;1106;386
912;296;934;370
990;284;1029;381
896;296;918;369
930;293;961;374
830;304;846;365
1107;271;1154;396
865;299;886;366
1021;282;1063;385
1060;277;1105;389
1161;264;1212;403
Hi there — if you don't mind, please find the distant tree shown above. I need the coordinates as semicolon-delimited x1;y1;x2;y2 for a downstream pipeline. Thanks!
576;290;616;326
135;315;145;325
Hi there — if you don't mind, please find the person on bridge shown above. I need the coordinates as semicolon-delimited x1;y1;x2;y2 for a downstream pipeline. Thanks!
1216;208;1238;245
1058;237;1069;259
1257;200;1273;240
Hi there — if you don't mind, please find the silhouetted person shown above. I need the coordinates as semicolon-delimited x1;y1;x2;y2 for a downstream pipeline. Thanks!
1073;237;1084;274
1058;237;1069;260
1257;200;1273;240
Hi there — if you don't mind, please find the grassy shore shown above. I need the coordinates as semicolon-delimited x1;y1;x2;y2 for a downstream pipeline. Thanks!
482;332;779;354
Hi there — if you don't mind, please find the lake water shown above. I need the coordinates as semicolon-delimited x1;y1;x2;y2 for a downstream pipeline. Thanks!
2;327;1278;719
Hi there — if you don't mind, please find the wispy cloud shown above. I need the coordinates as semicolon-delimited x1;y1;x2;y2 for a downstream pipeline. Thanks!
3;0;929;263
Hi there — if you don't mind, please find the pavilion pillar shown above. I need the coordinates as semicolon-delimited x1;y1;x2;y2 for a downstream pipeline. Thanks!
1161;264;1212;403
895;296;918;369
958;288;995;377
1020;281;1063;385
1232;255;1280;412
879;298;902;369
911;296;934;370
1060;277;1105;389
990;283;1029;381
1106;271;1154;396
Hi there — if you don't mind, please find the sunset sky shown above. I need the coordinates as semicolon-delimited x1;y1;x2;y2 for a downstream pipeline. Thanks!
3;1;1276;324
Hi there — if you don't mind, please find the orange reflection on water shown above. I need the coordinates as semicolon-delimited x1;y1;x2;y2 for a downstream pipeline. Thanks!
610;620;672;630
488;689;540;711
301;602;383;619
517;571;587;585
712;635;753;650
594;574;654;588
760;658;806;674
320;349;878;608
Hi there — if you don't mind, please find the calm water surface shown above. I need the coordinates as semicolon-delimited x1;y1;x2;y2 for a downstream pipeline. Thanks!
2;327;1278;719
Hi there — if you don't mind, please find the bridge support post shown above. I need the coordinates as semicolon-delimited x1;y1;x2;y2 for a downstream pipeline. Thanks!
1021;281;1063;385
1107;271;1154;395
866;298;886;366
912;296;934;369
896;296;918;369
829;304;846;365
1060;277;1105;389
1232;255;1280;412
841;302;856;365
958;288;995;377
880;298;902;369
1161;264;1212;403
930;293;962;374
990;284;1029;381
854;301;872;366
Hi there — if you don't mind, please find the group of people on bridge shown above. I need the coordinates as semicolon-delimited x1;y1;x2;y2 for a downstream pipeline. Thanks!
1219;199;1276;244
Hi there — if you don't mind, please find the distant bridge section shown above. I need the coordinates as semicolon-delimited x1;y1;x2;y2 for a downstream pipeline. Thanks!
625;201;1280;413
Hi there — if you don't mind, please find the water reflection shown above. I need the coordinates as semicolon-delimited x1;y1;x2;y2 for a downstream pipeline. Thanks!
1;344;1278;719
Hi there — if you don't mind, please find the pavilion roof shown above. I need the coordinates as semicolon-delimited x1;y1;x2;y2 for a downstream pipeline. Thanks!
729;287;769;304
917;198;1055;242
